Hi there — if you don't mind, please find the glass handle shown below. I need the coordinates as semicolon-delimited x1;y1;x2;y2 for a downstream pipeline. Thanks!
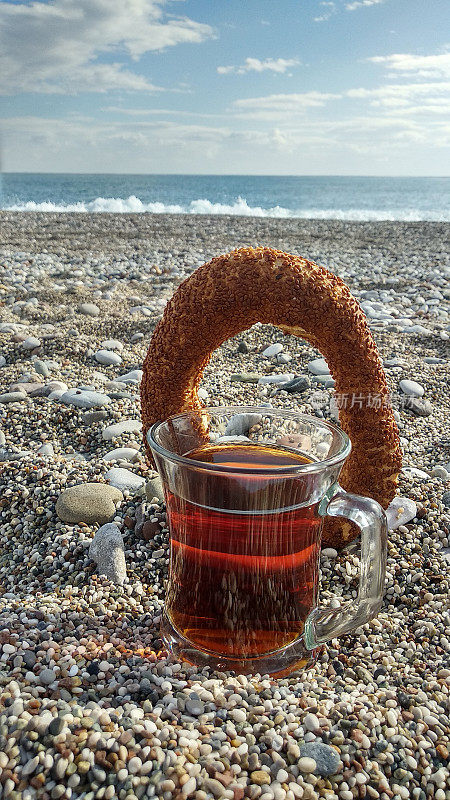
304;488;387;649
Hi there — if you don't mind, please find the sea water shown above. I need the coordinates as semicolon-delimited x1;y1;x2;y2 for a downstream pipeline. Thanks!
1;173;449;221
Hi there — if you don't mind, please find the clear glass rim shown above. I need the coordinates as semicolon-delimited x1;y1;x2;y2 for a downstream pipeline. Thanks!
147;405;351;476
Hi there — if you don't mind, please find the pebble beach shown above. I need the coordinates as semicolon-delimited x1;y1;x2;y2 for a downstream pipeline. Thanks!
0;212;449;800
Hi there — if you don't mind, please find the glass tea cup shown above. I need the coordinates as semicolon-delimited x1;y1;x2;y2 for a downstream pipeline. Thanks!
147;406;387;676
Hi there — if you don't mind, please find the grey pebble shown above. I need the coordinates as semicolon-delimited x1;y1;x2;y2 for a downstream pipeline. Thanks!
30;380;68;397
23;651;37;668
102;447;140;463
0;391;27;403
144;475;165;503
431;465;449;479
83;410;109;425
230;373;261;383
48;717;66;736
299;743;341;776
39;668;57;685
56;483;123;525
307;358;330;375
116;369;143;384
185;696;205;716
21;755;40;776
60;389;111;409
105;467;145;493
404;397;433;416
89;523;127;585
102;419;142;440
37;443;54;457
78;302;100;317
281;376;310;393
399;378;425;397
33;359;50;377
94;349;122;366
21;336;41;350
224;413;262;436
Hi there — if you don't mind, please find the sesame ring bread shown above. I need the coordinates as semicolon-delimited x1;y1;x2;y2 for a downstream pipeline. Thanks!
141;247;401;548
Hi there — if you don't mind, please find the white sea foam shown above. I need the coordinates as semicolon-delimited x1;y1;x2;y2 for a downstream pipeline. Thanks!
4;195;449;221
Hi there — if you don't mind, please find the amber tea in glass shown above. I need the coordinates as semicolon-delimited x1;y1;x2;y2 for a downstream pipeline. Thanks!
148;407;387;676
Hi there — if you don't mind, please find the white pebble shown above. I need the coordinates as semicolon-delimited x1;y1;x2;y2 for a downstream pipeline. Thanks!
262;343;284;357
303;713;320;732
182;777;197;796
385;497;417;530
21;336;41;350
298;757;316;773
399;379;425;397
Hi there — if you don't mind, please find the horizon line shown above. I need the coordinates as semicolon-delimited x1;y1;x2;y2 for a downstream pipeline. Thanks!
2;172;450;179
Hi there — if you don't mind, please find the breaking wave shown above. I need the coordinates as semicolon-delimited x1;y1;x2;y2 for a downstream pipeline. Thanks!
4;195;449;221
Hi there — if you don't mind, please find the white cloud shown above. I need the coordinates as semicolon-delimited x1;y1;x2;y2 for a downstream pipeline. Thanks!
368;52;450;79
347;81;450;107
234;91;341;114
3;111;449;173
0;0;213;95
217;57;300;76
102;106;224;118
314;2;336;23
346;0;386;10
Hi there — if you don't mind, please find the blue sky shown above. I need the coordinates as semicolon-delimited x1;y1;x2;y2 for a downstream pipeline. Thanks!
1;0;449;174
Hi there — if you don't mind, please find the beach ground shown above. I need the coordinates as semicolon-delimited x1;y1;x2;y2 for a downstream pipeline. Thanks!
0;213;449;800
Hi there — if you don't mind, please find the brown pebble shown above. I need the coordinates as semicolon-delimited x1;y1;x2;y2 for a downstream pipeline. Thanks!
142;520;160;541
250;771;271;786
436;744;449;760
215;771;234;787
123;515;135;529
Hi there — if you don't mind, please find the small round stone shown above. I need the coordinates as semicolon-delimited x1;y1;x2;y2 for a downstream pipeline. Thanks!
307;358;330;375
185;697;205;716
89;523;127;585
404;396;433;416
94;349;122;366
399;379;425;397
250;771;271;786
48;717;66;736
60;389;111;409
39;668;57;685
303;713;320;732
431;465;449;479
104;467;145;493
280;376;310;393
262;343;283;357
299;743;340;776
78;302;100;317
298;757;317;773
128;756;142;774
21;336;41;350
102;419;142;440
56;483;123;525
